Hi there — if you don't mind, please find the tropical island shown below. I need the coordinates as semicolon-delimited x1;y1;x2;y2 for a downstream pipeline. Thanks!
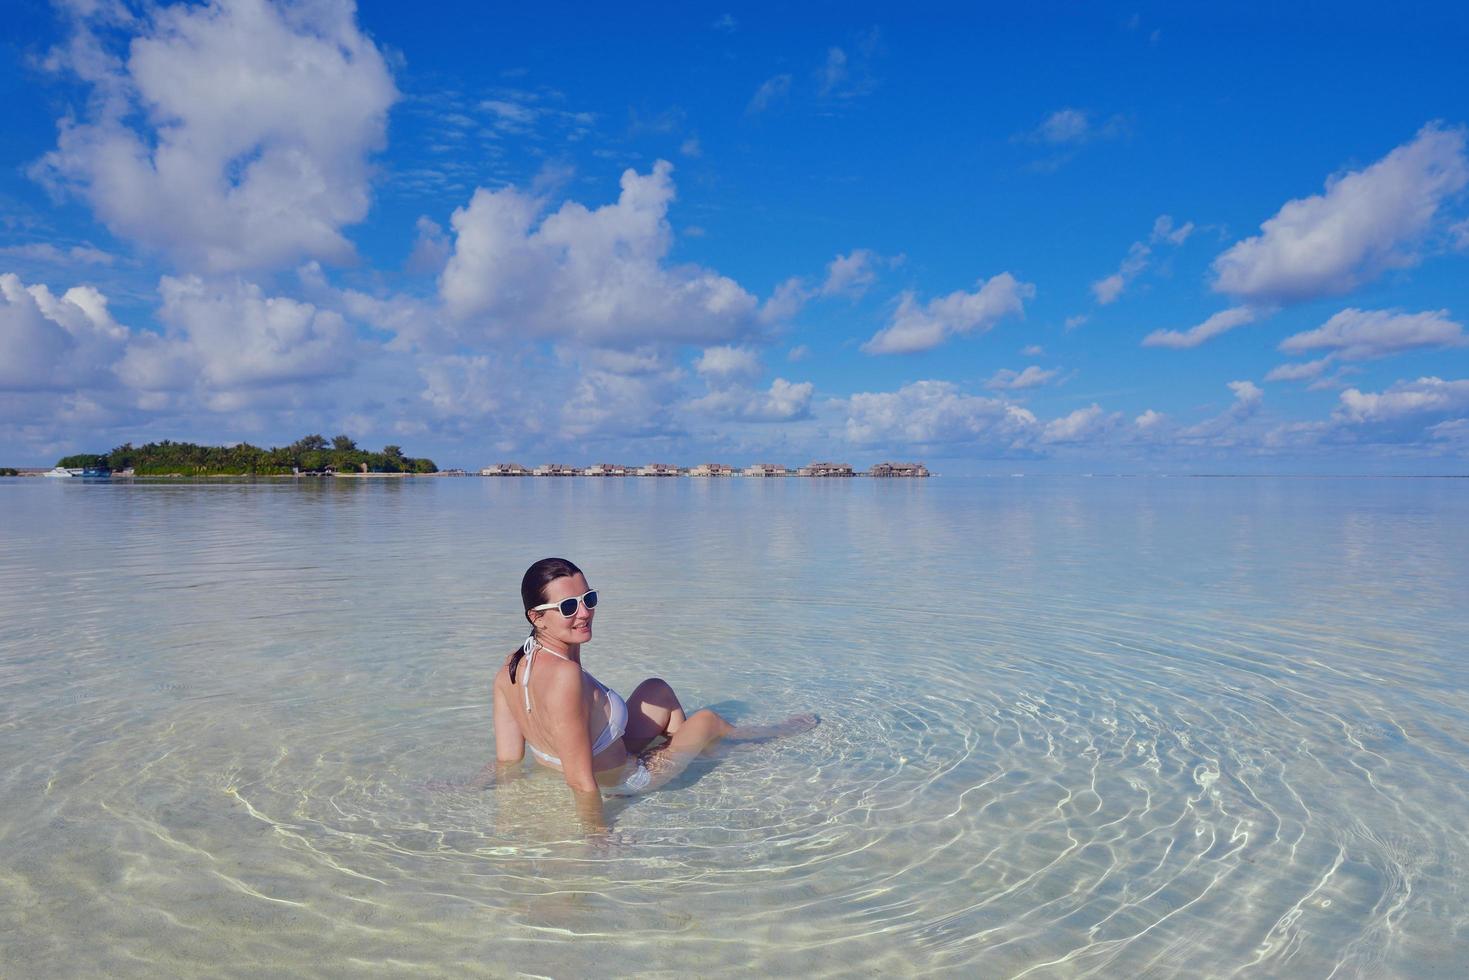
57;435;437;477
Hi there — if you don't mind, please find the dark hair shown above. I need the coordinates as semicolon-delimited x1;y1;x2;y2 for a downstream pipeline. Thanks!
508;557;583;682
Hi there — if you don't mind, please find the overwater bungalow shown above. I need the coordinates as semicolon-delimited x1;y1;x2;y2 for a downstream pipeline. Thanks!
688;463;736;477
533;463;581;476
480;463;529;476
637;463;683;477
797;461;855;477
584;463;632;476
870;461;930;478
743;463;790;477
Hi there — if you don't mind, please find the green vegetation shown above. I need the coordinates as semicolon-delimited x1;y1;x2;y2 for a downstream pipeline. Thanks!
0;467;18;477
57;435;437;476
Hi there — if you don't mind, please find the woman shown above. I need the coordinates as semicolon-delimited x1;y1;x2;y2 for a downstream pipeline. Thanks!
493;557;814;829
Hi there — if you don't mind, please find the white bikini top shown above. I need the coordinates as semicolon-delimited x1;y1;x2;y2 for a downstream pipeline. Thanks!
518;641;628;766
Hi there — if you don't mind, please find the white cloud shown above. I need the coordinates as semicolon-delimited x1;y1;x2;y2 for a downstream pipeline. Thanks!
787;344;809;362
843;380;1037;445
440;160;759;346
0;272;127;390
1228;379;1264;412
818;47;848;96
1093;242;1147;304
862;272;1034;354
1040;404;1116;443
1093;215;1194;306
1092;273;1126;305
1064;314;1089;331
1143;305;1264;349
1211;123;1469;304
1336;376;1469;423
1452;219;1469;251
821;249;878;298
117;275;353;392
1265;358;1331;382
418;354;505;419
679;136;702;158
747;74;792;114
0;243;115;266
481;99;538;129
1279;307;1464;360
985;365;1059;390
759;276;813;324
35;0;398;274
1268;308;1465;388
695;345;762;381
1152;215;1194;246
1135;409;1166;429
1021;344;1045;356
1174;380;1265;444
1022;107;1126;148
690;377;813;422
405;217;452;276
1037;108;1090;144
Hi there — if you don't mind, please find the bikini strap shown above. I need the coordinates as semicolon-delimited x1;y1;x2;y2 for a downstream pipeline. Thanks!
520;640;581;715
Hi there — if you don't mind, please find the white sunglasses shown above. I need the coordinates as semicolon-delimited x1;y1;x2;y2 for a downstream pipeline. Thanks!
531;589;599;617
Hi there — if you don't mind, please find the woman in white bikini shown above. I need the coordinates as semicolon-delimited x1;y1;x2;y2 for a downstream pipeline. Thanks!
492;557;815;831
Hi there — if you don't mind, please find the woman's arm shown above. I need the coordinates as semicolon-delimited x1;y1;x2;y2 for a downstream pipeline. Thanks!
492;669;525;764
538;664;607;831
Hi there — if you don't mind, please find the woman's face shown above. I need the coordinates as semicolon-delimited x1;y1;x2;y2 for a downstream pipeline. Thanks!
531;572;595;647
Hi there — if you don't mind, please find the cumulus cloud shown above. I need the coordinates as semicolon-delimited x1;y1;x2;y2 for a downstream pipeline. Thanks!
1142;305;1264;349
695;345;762;381
405;217;452;276
1228;379;1264;412
1174;380;1265;444
821;249;878;298
117;275;354;392
985;365;1059;390
418;353;506;419
843;380;1037;445
1135;408;1166;430
1040;404;1117;444
1211;123;1469;304
759;276;813;325
440;160;758;346
1336;376;1469;423
862;272;1034;354
0;272;127;390
34;0;398;274
689;377;813;422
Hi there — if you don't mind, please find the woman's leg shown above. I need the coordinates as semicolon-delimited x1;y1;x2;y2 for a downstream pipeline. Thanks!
623;678;688;753
632;709;735;792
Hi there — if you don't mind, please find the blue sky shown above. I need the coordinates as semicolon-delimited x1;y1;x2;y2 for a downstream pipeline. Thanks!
3;1;1468;472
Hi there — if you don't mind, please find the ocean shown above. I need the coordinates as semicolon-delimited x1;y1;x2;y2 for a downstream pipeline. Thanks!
1;475;1465;976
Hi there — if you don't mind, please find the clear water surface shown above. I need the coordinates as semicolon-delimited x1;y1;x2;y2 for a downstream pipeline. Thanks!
1;475;1466;977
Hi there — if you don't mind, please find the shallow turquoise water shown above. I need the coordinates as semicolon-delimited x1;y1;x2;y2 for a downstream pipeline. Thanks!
1;476;1466;977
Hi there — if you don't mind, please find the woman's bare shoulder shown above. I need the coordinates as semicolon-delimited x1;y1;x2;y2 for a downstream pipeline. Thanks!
492;648;522;691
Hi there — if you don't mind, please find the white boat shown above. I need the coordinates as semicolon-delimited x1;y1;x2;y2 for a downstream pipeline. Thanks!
43;466;76;478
